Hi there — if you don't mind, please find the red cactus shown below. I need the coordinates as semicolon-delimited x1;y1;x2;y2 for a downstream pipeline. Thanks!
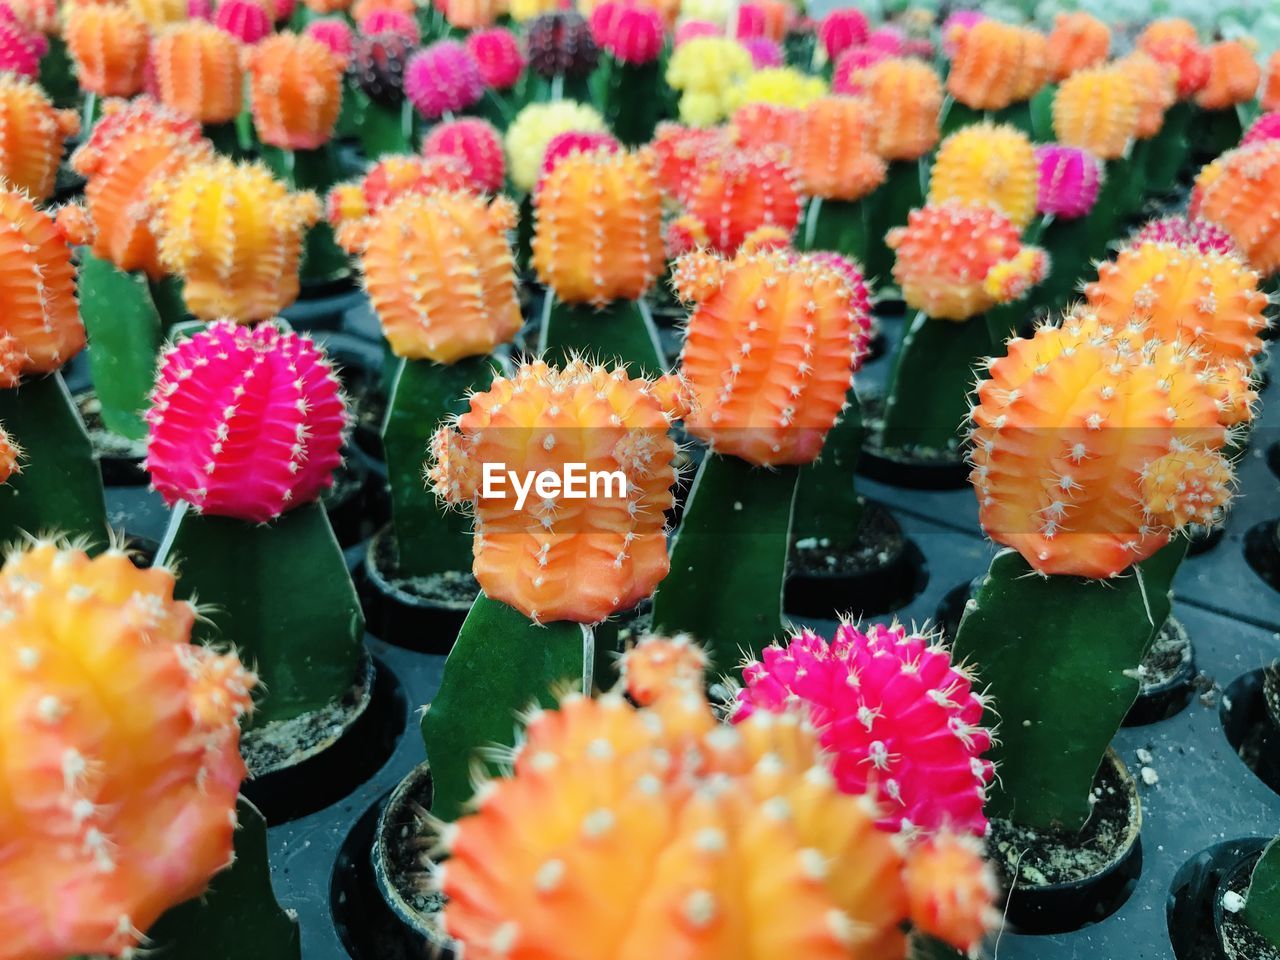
679;142;801;255
422;118;506;194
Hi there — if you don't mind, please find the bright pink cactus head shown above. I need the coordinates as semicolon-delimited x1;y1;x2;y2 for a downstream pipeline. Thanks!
742;36;782;69
465;26;525;89
832;44;891;93
818;8;868;59
590;1;662;66
734;3;767;39
189;0;213;19
405;40;484;120
422;117;505;194
1034;144;1102;219
305;17;354;58
1242;111;1280;147
146;321;348;524
1130;214;1240;256
0;13;45;78
214;0;271;44
735;622;996;837
537;128;619;190
358;8;418;42
674;18;718;46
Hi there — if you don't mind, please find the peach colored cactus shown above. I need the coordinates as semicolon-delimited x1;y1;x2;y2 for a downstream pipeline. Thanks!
1115;51;1176;140
791;95;886;202
728;100;798;151
1052;64;1141;161
245;31;346;150
64;3;149;96
928;122;1037;229
1137;18;1209;100
679;142;801;255
1197;40;1262;110
1046;11;1110;82
860;56;942;161
1193;140;1280;276
947;19;1048;111
152;21;246;125
618;634;708;705
906;834;1001;955
0;74;78;201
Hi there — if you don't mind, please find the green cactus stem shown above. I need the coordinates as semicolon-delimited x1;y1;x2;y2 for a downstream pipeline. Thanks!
951;539;1186;832
1145;100;1194;197
156;499;365;727
791;387;865;551
422;591;588;820
593;56;664;146
537;295;666;377
800;196;873;267
0;373;108;549
39;35;79;108
1028;212;1092;316
1030;84;1056;141
354;93;415;159
143;800;301;959
1190;106;1245;165
1245;836;1280;948
939;97;983;137
262;141;352;287
862;159;927;292
650;452;798;669
383;354;498;579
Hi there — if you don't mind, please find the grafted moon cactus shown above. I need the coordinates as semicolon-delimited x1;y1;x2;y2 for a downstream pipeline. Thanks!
1265;51;1280;112
928;123;1037;229
887;203;1048;321
64;3;149;96
679;143;801;255
674;248;868;466
590;0;663;65
1115;51;1176;139
737;622;995;837
429;358;684;624
0;11;46;79
328;154;473;229
421;117;505;195
342;190;521;363
245;31;346;150
526;10;599;80
946;19;1048;111
0;543;255;960
1131;215;1238;256
727;66;826;112
1046;11;1109;81
146;320;347;522
532;146;664;305
503;99;607;192
791;95;886;202
859;56;942;161
1052;64;1140;160
618;634;708;705
305;17;354;58
650;121;721;200
1243;112;1280;147
151;20;245;125
0;75;77;201
0;422;20;482
665;35;752;126
818;7;868;60
404;39;485;121
466;27;525;90
1137;18;1209;100
149;157;322;321
1193;140;1280;276
1035;144;1102;219
71;97;213;278
906;834;1001;952
1197;39;1261;110
969;311;1239;578
438;691;999;960
0;187;85;380
213;0;272;46
729;101;797;151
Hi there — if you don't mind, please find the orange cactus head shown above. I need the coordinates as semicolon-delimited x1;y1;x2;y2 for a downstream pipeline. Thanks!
70;97;212;278
428;359;685;624
0;74;78;201
1137;19;1210;100
1264;51;1280;112
1193;140;1280;277
152;21;246;125
348;190;521;364
887;203;1048;321
245;31;346;150
792;95;886;202
729;101;798;152
679;143;801;255
927;122;1037;229
1197;40;1262;111
650;121;723;201
0;543;255;960
0;187;85;379
1115;51;1177;140
1046;11;1110;82
149;157;322;321
6;0;58;35
970;310;1237;579
1052;64;1141;161
1084;240;1269;375
0;422;20;482
905;833;1000;955
619;634;708;705
860;56;942;161
63;3;149;96
947;19;1048;111
532;146;665;305
676;249;869;467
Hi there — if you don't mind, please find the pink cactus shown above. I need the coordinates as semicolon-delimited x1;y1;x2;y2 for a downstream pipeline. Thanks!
465;26;525;90
742;36;782;69
1034;144;1102;219
306;17;354;59
590;1;663;66
0;10;45;79
537;128;619;190
145;321;348;524
736;622;996;837
1130;214;1240;256
422;117;505;194
405;40;484;120
674;18;718;46
214;0;271;45
358;8;418;42
188;0;212;20
734;3;767;39
1242;111;1280;147
818;8;868;59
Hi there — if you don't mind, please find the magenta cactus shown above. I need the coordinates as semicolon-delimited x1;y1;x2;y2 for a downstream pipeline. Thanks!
145;321;348;524
743;36;783;69
0;9;46;79
305;17;354;59
735;622;996;837
421;117;506;194
526;11;598;80
214;0;272;45
357;8;418;42
867;25;907;56
1034;144;1103;219
734;3;769;39
674;19;718;46
818;8;869;59
1242;111;1280;147
590;2;663;66
465;26;525;90
405;40;484;120
189;0;213;19
1130;214;1241;256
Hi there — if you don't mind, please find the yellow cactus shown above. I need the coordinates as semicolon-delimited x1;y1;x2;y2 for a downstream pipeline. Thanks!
726;66;827;112
666;35;753;127
1052;64;1141;161
126;0;187;29
927;122;1038;229
504;100;608;193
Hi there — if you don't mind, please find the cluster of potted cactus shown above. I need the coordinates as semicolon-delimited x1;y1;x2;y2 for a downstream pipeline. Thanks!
2;2;1280;960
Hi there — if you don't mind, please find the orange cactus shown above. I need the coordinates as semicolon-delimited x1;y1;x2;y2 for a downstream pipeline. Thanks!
71;97;212;279
1197;40;1262;110
970;310;1237;579
1046;11;1110;82
679;143;801;255
304;0;352;12
439;0;502;30
532;146;665;305
887;203;1048;321
905;834;1000;955
0;544;255;960
651;122;723;201
245;31;346;151
860;56;942;161
1193;140;1280;276
1052;64;1141;161
674;249;865;467
0;423;19;483
429;358;685;624
1115;52;1177;140
64;3;149;97
0;75;78;201
927;122;1037;229
1264;51;1280;112
328;154;473;232
791;95;886;202
343;190;521;364
619;634;708;705
947;19;1049;111
149;156;322;321
152;21;246;125
1137;18;1209;100
0;187;85;380
6;0;57;35
729;101;798;152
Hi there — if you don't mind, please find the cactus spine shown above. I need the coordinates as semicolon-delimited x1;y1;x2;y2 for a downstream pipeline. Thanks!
0;74;77;201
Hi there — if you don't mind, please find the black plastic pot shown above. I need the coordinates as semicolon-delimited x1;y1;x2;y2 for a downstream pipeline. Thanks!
1221;668;1280;798
857;429;971;490
283;287;367;334
324;455;388;549
1167;838;1273;960
358;526;475;653
1122;617;1198;728
1245;519;1280;593
74;391;149;487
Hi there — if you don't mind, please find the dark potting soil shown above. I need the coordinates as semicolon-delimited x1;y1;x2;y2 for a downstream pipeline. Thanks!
349;377;387;456
987;759;1136;888
75;392;147;460
859;393;970;466
371;528;479;605
1140;617;1192;688
791;502;905;577
325;457;366;508
384;774;447;920
1219;860;1280;960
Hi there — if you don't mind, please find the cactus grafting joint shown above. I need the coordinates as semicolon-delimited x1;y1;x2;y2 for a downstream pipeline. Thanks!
946;19;1049;111
146;320;348;523
792;95;886;203
1197;39;1261;111
678;143;801;256
1193;140;1280;276
619;634;709;705
928;123;1038;230
1034;144;1102;220
0;543;255;960
504;99;608;193
0;75;78;201
466;27;525;90
245;31;347;151
859;56;942;162
405;40;485;121
64;3;149;97
422;118;506;195
152;20;246;125
1046;11;1110;82
1052;64;1141;161
429;358;686;624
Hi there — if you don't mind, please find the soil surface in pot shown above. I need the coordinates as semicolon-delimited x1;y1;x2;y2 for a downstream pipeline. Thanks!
1220;861;1280;960
791;503;905;578
75;392;147;461
326;456;366;508
1138;618;1192;688
371;530;478;605
384;773;446;920
858;394;969;469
